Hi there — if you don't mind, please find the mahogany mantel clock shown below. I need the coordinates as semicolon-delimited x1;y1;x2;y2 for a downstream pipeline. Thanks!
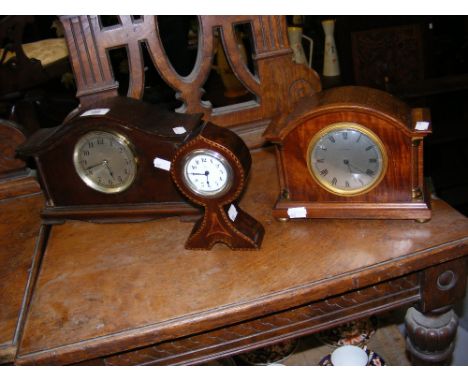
171;123;264;250
17;97;203;223
264;86;432;221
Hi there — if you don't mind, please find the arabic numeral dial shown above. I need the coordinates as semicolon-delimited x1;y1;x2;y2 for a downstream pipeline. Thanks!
182;149;233;198
73;131;137;194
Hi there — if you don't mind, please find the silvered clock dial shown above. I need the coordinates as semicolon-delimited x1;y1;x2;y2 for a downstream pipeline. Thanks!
308;122;387;196
73;131;137;194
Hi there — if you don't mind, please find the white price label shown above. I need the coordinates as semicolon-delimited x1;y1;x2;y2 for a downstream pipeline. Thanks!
172;126;187;135
153;157;171;171
80;108;110;117
228;204;238;222
415;121;430;131
287;207;307;219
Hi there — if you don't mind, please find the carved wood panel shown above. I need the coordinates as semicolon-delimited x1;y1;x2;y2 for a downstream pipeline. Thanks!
59;16;321;140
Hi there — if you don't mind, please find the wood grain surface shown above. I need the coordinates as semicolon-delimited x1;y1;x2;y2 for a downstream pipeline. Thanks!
16;148;468;365
0;193;45;363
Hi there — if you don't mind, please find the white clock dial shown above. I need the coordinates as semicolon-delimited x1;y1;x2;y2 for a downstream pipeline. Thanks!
182;149;232;197
73;131;137;194
308;123;387;196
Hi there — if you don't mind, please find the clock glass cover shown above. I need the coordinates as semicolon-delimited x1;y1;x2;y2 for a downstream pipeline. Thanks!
73;131;137;194
182;149;233;197
308;122;387;196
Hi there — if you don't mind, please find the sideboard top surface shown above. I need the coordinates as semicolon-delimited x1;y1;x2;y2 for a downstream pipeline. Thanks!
17;148;468;364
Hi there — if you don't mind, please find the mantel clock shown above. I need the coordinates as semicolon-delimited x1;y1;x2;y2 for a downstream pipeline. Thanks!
264;86;432;221
18;97;203;223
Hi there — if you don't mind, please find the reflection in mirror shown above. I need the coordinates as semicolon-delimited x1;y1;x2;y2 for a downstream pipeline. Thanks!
157;16;198;77
107;46;129;95
202;26;256;109
139;41;182;111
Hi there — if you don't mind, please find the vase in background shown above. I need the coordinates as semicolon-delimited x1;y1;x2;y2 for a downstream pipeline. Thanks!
322;19;341;87
287;26;313;68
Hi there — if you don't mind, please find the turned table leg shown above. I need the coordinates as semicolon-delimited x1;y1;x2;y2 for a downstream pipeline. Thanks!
405;257;467;365
405;307;458;365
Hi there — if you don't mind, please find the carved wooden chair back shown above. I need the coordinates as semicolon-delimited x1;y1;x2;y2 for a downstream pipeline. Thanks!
60;15;321;141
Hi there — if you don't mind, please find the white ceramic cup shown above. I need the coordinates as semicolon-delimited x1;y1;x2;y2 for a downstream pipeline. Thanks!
330;345;369;366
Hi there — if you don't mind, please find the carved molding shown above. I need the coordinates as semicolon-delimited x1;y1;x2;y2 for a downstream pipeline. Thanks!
76;275;419;366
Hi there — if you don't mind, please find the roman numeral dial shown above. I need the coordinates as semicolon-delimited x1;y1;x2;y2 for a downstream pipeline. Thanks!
308;123;387;196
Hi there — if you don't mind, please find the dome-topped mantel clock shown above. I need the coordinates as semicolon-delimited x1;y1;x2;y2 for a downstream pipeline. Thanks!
264;86;432;222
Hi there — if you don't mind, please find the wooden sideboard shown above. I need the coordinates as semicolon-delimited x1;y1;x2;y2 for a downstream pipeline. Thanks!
0;191;43;363
3;148;466;366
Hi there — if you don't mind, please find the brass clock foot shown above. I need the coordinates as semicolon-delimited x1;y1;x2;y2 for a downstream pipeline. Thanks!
415;218;430;223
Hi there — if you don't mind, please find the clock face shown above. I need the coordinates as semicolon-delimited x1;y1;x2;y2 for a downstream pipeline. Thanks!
308;123;387;196
73;131;137;194
182;149;233;198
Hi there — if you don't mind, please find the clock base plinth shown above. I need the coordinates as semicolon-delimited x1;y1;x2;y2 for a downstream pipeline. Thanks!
185;205;264;250
272;196;432;221
40;202;201;224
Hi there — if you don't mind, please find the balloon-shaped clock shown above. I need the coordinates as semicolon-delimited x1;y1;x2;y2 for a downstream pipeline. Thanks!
171;123;264;250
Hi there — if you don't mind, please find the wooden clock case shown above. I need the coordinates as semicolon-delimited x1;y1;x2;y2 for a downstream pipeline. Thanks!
171;123;264;250
17;96;203;223
264;86;432;221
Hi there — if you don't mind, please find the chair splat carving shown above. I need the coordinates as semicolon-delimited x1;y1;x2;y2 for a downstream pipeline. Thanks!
60;15;321;144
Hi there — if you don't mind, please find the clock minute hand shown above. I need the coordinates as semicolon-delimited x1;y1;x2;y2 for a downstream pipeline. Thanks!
343;159;367;174
348;162;367;174
85;160;106;171
188;171;210;186
343;159;353;173
103;160;115;179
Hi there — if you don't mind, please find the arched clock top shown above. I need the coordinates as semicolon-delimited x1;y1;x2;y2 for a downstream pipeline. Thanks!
264;86;431;142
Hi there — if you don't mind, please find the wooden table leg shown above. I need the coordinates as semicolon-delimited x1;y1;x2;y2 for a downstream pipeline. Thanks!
404;258;467;365
405;306;458;365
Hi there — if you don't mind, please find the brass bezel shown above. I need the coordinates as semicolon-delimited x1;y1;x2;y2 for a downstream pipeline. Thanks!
73;130;138;194
306;122;388;197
